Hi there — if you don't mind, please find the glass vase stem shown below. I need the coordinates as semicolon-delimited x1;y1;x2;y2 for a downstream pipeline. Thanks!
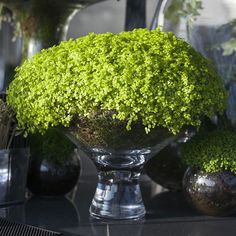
90;169;145;220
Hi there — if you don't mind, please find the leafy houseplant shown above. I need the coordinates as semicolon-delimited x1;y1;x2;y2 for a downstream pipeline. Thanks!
182;129;236;216
164;0;202;26
151;0;202;35
7;28;227;219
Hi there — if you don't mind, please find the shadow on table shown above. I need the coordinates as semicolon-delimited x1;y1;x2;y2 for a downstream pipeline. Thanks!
145;191;202;219
25;196;80;230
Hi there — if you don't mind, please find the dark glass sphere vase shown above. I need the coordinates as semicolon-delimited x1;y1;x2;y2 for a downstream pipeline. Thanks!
27;150;80;197
183;167;236;216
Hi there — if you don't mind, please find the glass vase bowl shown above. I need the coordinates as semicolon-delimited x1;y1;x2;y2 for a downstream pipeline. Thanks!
63;120;177;219
183;167;236;216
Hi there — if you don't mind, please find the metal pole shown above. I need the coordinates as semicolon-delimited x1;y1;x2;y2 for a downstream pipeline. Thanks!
125;0;146;31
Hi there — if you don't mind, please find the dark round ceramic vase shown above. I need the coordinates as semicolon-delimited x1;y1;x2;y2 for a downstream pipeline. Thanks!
27;151;80;197
183;167;236;216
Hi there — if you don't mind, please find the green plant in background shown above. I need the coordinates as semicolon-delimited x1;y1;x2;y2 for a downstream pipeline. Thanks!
165;1;236;61
182;129;236;174
218;20;236;56
165;0;202;25
0;98;16;149
7;28;227;136
165;1;236;68
0;0;83;61
29;129;75;164
164;1;236;74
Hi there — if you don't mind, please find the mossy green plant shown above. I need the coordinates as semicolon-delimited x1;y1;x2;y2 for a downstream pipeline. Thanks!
7;28;227;135
29;129;75;164
182;129;236;174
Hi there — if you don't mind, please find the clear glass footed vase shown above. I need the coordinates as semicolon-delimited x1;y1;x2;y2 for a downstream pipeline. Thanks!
88;149;148;220
63;120;177;219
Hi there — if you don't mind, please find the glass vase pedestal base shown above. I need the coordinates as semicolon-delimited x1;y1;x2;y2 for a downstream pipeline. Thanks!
65;126;176;220
89;170;145;220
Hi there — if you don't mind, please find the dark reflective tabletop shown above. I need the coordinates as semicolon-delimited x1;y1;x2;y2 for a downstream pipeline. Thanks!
1;151;236;236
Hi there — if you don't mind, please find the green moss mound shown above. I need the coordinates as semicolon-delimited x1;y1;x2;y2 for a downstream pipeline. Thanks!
182;129;236;174
7;28;226;134
29;129;75;164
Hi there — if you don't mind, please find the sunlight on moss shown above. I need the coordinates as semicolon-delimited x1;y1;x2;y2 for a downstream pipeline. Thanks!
7;28;227;135
182;129;236;174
